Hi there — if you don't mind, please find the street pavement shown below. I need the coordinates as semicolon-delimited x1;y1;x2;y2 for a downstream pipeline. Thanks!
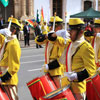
18;40;45;100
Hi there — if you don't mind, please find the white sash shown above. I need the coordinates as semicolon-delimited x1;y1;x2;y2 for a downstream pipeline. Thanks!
45;41;54;64
59;36;85;72
0;39;7;61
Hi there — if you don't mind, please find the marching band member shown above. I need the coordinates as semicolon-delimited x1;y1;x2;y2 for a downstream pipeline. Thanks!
41;21;49;35
35;16;69;88
92;19;100;68
47;18;96;100
84;19;100;68
84;19;100;100
0;25;21;100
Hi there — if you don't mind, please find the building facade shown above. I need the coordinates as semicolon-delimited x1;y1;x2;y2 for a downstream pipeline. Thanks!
0;0;100;22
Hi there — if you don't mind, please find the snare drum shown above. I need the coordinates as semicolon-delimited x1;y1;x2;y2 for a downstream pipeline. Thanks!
86;78;95;100
39;85;75;100
91;73;100;99
86;73;100;100
27;73;57;100
0;86;9;100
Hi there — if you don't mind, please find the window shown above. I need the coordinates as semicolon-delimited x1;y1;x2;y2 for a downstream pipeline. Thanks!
84;1;92;11
53;0;62;18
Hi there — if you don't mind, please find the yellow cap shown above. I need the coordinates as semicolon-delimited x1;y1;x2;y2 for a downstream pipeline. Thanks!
8;17;21;27
69;18;84;25
0;34;5;49
50;16;63;23
94;19;100;24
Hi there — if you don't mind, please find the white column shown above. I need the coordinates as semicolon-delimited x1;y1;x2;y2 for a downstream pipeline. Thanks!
21;0;26;16
49;0;53;16
62;0;67;22
14;0;19;18
28;0;33;16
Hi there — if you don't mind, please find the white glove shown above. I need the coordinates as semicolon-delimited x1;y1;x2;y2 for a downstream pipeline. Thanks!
96;33;100;37
97;67;100;71
64;72;78;81
45;64;49;70
56;29;70;39
0;28;11;37
47;30;55;36
42;64;49;70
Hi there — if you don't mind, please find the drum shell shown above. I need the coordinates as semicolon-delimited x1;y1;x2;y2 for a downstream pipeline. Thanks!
86;74;100;100
0;86;9;100
86;79;95;100
39;96;68;100
27;74;57;100
92;74;100;99
40;74;57;93
92;74;100;94
42;86;75;100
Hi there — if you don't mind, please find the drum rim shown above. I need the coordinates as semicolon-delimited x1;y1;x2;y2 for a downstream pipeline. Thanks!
91;73;98;79
43;85;70;99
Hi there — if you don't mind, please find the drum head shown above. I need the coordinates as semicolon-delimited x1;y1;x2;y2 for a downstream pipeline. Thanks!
43;85;70;99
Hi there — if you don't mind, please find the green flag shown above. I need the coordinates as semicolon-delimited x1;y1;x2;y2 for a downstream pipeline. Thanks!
36;9;39;24
0;0;9;7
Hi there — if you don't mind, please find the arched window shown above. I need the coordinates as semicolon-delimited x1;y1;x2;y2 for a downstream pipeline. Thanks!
53;0;62;18
84;1;92;11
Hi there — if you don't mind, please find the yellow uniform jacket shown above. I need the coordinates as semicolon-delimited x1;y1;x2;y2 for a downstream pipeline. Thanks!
41;25;49;35
0;37;21;85
35;36;65;76
85;35;100;67
52;37;96;93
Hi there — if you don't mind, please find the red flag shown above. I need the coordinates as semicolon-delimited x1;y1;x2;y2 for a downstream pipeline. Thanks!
41;7;44;25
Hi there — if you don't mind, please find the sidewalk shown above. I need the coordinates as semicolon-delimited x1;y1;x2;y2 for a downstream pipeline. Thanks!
19;40;36;48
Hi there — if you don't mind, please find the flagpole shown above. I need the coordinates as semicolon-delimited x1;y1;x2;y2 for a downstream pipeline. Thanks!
65;12;67;30
53;12;56;31
5;7;7;22
96;0;98;11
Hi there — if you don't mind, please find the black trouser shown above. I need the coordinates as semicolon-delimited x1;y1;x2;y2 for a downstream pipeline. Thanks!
36;43;42;48
24;34;30;46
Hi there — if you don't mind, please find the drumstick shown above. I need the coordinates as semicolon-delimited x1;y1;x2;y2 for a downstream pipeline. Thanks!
52;12;56;31
27;68;42;72
65;12;67;30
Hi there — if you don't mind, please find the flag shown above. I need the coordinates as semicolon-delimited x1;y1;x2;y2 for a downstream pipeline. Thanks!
40;7;44;25
36;10;39;24
25;19;36;29
0;0;9;7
